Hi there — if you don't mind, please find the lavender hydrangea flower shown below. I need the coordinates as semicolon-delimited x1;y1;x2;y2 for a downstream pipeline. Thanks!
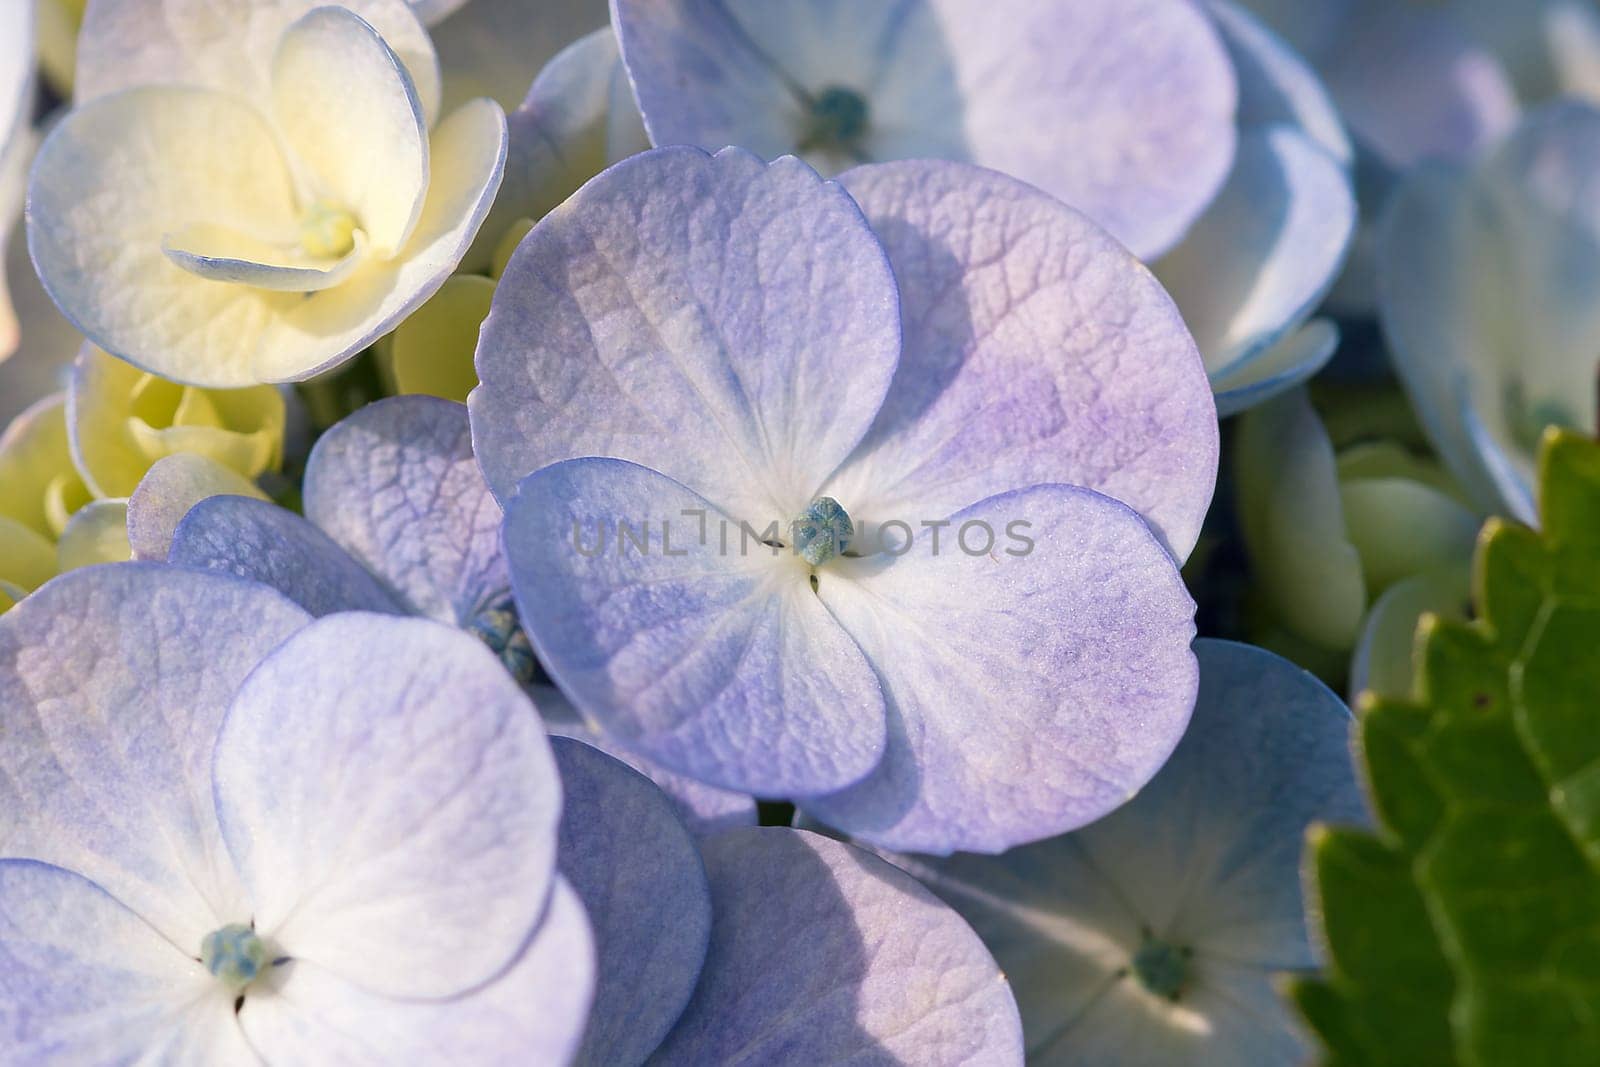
0;564;595;1063
871;640;1367;1065
472;147;1218;855
161;394;755;835
605;0;1355;413
1379;101;1600;523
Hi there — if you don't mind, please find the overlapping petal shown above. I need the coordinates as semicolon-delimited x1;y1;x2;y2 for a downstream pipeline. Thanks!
472;146;901;523
213;613;564;999
803;484;1198;854
126;453;270;562
0;565;310;949
648;827;1025;1066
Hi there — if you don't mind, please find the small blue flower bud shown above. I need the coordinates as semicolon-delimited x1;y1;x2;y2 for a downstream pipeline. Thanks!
201;923;268;989
792;497;853;567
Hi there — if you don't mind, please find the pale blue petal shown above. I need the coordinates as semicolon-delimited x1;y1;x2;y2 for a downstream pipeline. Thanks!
553;738;711;1067
0;564;309;950
303;395;507;625
647;828;1024;1066
830;160;1218;562
471;145;902;525
803;484;1198;855
504;457;886;797
1212;319;1340;418
877;640;1364;1065
168;496;408;617
612;0;1237;258
213;614;564;999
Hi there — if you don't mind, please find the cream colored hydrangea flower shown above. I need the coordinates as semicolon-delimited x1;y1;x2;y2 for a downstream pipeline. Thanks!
28;0;506;387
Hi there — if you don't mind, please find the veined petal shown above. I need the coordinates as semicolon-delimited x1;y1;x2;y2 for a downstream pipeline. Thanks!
504;458;887;797
167;495;408;617
77;0;442;128
552;739;710;1067
126;453;270;562
471;145;901;523
0;565;311;950
303;395;507;625
239;879;594;1067
803;483;1198;855
27;86;302;388
214;614;564;999
250;97;507;384
1157;126;1354;382
0;861;254;1066
829;160;1217;562
271;6;429;257
648;828;1025;1066
876;641;1364;1066
612;0;1237;259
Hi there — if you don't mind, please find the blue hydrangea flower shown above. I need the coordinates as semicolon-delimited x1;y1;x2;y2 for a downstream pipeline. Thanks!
158;394;755;836
1379;101;1600;524
869;640;1367;1064
0;564;595;1062
472;146;1220;855
604;0;1355;412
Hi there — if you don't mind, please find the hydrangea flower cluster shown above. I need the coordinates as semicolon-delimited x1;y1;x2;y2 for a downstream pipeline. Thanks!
1;0;1586;1063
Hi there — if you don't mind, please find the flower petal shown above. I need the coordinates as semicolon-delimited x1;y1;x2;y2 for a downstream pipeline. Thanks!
271;6;429;257
471;145;902;522
1210;318;1340;418
877;640;1364;1064
802;484;1197;854
0;860;252;1066
0;393;80;540
213;613;563;999
612;0;1237;259
387;273;495;402
828;159;1217;562
0;564;310;949
168;495;407;617
504;457;887;797
126;453;271;563
56;499;132;571
77;0;442;128
552;738;710;1067
648;827;1024;1066
303;395;506;625
239;878;595;1066
1208;0;1351;164
1156;126;1354;382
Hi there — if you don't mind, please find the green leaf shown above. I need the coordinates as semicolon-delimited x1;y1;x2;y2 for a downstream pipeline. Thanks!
1291;430;1600;1066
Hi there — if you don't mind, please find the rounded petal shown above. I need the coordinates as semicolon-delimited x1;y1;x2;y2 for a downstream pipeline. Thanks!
0;860;253;1066
168;495;408;617
0;564;310;949
1211;318;1340;418
240;878;595;1067
248;97;509;385
68;345;285;499
552;738;710;1067
271;6;429;257
1349;566;1472;702
829;160;1218;562
388;273;495;402
1208;0;1351;164
1234;388;1366;650
805;483;1199;855
77;0;442;128
1338;477;1479;595
471;145;902;523
878;640;1364;1065
303;395;506;625
612;0;1236;258
126;453;270;563
0;393;84;540
649;828;1024;1066
504;457;887;797
214;614;563;999
1156;126;1354;381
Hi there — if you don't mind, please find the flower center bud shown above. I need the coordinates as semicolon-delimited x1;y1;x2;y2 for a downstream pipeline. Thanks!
791;497;853;566
201;923;269;990
1131;935;1191;1002
298;201;358;259
800;86;869;155
468;593;542;686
